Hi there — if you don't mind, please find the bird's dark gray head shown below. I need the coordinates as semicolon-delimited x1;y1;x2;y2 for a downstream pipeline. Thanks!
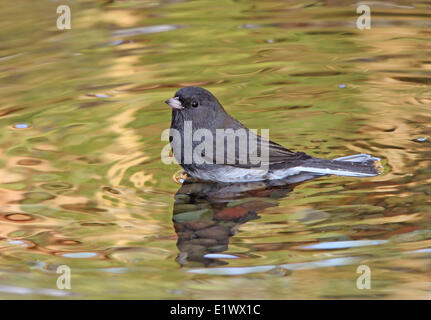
165;86;227;128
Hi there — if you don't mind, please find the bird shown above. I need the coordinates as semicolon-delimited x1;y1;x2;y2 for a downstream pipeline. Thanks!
165;86;381;183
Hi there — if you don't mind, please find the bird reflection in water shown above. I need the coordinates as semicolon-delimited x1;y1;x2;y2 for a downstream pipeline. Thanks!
172;172;321;267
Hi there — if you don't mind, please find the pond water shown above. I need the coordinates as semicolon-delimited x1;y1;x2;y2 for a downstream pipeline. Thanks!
0;0;430;299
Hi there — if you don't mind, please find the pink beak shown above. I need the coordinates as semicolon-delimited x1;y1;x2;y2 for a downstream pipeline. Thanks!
165;97;184;109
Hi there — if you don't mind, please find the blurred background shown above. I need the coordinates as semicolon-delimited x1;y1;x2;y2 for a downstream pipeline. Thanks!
0;0;430;299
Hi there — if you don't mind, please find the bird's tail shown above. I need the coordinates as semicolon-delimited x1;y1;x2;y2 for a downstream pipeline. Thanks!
297;153;382;177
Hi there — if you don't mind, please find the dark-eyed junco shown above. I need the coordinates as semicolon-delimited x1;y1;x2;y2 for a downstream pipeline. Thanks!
165;86;381;183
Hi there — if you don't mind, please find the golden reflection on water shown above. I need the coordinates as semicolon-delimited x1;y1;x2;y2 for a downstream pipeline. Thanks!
0;0;430;299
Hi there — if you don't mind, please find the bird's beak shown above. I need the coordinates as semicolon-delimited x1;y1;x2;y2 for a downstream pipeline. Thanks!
165;97;184;110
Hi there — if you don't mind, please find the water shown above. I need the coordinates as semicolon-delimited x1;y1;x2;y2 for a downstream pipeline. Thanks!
0;0;430;299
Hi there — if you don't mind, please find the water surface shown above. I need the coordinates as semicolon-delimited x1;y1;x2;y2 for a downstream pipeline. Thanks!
0;0;431;299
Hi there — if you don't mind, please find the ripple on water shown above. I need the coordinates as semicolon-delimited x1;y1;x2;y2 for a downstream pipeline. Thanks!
11;123;30;129
61;252;99;259
188;257;362;276
1;213;35;222
0;285;76;297
296;240;389;250
40;182;73;190
112;24;183;37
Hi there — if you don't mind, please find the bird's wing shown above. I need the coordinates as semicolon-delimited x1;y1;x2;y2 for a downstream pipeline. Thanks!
195;129;311;168
196;112;312;168
231;131;312;168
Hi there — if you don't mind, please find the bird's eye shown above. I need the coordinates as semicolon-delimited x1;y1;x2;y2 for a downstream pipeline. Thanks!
191;101;198;108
